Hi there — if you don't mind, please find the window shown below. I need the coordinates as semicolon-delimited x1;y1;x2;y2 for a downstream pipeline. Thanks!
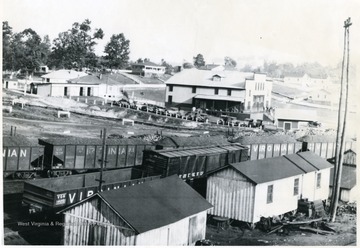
192;87;196;93
316;173;321;188
169;85;173;92
227;89;231;96
168;95;172;104
46;78;50;82
214;88;219;95
294;178;299;195
267;185;273;203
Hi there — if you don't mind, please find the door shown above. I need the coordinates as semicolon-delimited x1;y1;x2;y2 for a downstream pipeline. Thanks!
284;122;291;131
168;95;172;104
64;87;68;96
80;87;84;96
6;81;9;88
87;87;91;96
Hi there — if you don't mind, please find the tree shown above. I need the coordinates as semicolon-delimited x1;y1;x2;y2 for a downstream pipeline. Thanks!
183;62;194;69
224;56;237;68
161;59;173;74
50;19;104;69
193;54;205;68
136;58;144;63
104;33;130;69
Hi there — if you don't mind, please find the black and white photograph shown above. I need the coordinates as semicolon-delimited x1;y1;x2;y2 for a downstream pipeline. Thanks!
1;0;358;245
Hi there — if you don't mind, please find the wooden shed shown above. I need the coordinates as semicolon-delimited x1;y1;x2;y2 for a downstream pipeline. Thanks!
206;151;333;223
60;175;212;246
328;149;357;202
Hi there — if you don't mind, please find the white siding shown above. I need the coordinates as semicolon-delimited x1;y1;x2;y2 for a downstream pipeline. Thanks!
301;172;316;201
218;89;228;96
197;88;214;95
166;85;194;104
253;176;299;223
314;168;331;201
207;168;256;223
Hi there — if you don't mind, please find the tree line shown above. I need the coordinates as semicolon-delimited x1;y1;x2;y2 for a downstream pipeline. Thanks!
2;19;130;73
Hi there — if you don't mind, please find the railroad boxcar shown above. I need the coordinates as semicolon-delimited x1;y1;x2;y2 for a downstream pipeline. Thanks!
154;135;230;150
231;135;302;160
22;167;161;213
3;135;44;179
143;143;248;180
38;137;155;176
297;134;356;159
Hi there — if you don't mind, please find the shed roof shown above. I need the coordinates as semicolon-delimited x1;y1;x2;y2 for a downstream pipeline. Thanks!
329;165;356;190
98;175;212;233
38;137;151;146
275;108;318;122
155;135;229;148
328;149;356;166
227;151;332;184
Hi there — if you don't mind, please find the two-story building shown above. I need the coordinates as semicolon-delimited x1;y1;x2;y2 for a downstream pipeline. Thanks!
131;62;166;78
165;68;272;112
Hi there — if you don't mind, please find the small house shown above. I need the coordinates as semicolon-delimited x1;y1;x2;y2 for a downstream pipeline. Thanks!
206;151;333;223
328;149;357;202
60;176;212;246
274;108;318;131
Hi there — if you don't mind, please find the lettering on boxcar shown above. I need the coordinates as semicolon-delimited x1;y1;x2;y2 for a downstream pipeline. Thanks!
54;147;64;156
288;144;294;153
87;190;94;197
68;193;76;204
108;147;117;155
86;147;95;155
267;145;272;152
4;148;28;158
259;145;266;152
120;148;126;154
252;145;258;152
274;144;280;152
128;147;134;153
55;193;67;206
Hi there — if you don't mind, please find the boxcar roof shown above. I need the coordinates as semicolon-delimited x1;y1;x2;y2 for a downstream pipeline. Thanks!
234;135;298;144
98;175;212;234
297;134;354;143
3;135;39;146
297;151;333;170
155;135;229;148
38;137;151;146
230;156;304;184
329;165;356;189
328;149;356;166
154;144;245;158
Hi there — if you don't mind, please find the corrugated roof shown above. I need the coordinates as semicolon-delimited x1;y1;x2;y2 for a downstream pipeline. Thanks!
39;137;151;146
275;108;318;122
234;135;298;144
328;149;356;166
99;175;212;233
155;144;245;158
165;68;254;89
329;165;356;189
296;151;333;170
228;151;332;184
155;135;230;148
3;135;39;146
230;156;304;184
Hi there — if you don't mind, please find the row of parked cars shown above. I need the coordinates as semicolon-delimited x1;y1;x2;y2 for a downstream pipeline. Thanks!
113;100;210;122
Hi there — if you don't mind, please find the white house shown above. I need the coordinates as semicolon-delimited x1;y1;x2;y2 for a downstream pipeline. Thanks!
206;151;332;224
275;108;318;131
41;69;88;83
131;61;166;78
165;68;272;112
60;176;212;246
284;74;329;88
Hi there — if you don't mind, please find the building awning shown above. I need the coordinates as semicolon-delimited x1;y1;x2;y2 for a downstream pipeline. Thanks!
194;93;245;102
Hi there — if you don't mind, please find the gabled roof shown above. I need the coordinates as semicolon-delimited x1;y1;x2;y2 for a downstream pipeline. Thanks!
165;68;255;89
225;151;332;184
329;165;356;189
41;69;88;80
132;61;164;67
275;108;318;122
97;176;212;233
328;149;356;166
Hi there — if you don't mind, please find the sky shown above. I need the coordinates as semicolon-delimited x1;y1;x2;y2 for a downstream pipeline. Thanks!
2;0;360;67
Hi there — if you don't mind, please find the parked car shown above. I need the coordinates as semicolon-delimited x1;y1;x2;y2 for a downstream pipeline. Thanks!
140;104;156;112
155;106;167;115
308;121;322;128
195;113;209;122
244;118;256;127
218;115;235;125
166;107;180;117
114;99;130;107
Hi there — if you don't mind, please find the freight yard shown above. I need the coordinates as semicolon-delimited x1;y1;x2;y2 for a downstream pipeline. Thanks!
2;87;357;246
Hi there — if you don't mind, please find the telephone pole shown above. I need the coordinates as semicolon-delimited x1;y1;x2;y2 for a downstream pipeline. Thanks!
329;17;352;222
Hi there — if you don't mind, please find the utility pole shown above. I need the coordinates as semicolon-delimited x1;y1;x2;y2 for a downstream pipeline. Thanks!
96;128;107;191
329;17;352;222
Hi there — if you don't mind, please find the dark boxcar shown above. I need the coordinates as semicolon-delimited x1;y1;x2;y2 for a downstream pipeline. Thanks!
143;143;248;180
297;134;356;159
3;136;44;178
22;167;161;213
232;135;301;160
39;137;154;176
